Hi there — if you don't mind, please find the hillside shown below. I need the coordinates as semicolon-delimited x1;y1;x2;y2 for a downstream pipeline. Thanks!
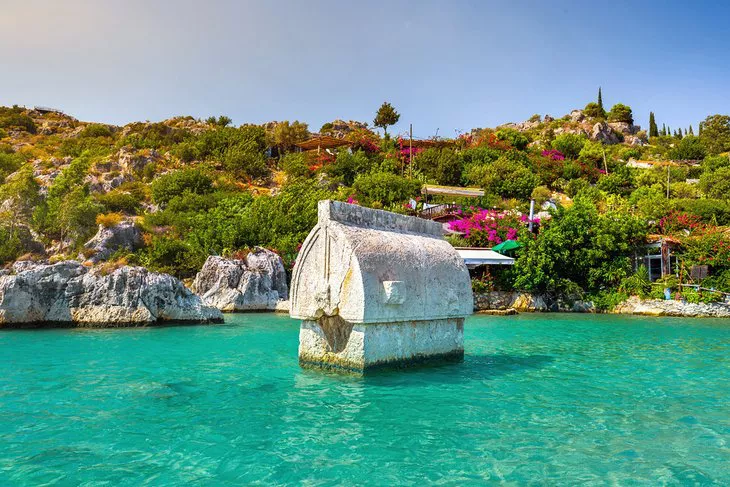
1;98;729;304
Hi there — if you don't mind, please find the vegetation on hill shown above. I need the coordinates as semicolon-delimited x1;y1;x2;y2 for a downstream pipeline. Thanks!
0;95;728;303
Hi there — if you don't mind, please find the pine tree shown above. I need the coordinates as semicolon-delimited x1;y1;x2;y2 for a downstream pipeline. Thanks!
649;112;658;137
597;87;603;111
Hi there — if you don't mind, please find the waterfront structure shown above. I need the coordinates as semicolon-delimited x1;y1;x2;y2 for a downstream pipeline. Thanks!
290;200;473;373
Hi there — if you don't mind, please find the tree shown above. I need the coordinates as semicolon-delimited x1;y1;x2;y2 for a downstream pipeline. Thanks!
607;104;634;124
268;121;309;154
699;114;730;155
649;112;658;138
551;133;587;159
0;167;41;228
689;125;694;135
597;87;604;111
495;128;529;150
206;116;232;127
353;172;420;206
373;102;400;137
668;135;706;160
700;167;730;199
584;102;606;119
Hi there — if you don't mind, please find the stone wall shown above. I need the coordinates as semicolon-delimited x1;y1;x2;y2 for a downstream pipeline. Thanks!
612;296;730;318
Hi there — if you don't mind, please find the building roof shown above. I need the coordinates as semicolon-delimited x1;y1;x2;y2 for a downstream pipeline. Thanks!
422;184;484;198
455;248;515;268
295;135;352;151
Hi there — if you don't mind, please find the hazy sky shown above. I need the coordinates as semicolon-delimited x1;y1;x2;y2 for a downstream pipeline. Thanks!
2;0;728;137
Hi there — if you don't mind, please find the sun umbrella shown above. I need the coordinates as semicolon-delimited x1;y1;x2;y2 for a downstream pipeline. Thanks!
492;239;522;253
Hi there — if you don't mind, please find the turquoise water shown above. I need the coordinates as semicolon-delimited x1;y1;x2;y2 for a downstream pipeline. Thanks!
2;314;730;485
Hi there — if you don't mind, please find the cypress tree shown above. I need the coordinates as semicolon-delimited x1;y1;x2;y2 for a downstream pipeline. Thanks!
678;127;683;138
689;125;694;135
649;112;658;137
662;124;666;136
597;87;603;110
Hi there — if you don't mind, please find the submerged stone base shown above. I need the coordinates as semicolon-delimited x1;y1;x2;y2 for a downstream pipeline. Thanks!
298;317;464;374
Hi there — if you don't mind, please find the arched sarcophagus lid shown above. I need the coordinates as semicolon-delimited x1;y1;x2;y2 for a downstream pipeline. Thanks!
290;200;473;324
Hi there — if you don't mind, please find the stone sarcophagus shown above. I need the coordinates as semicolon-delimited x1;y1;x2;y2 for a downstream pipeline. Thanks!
290;200;473;373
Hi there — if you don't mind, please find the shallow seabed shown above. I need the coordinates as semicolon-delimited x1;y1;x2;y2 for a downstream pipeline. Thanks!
2;313;730;485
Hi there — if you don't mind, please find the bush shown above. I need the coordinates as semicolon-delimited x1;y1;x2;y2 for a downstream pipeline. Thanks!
151;168;214;205
477;155;539;200
0;113;36;134
280;153;312;179
531;185;552;205
699;167;730;199
619;265;652;298
325;150;372;186
673;198;730;225
95;212;124;228
141;237;205;279
0;152;24;180
578;140;604;165
79;124;113;138
551;133;587;159
607;104;634;124
353;172;421;206
668;135;706;160
495;128;529;150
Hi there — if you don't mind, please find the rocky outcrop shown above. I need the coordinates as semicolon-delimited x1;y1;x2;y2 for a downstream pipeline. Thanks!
83;221;143;263
473;291;548;312
0;261;222;327
612;296;730;318
591;122;621;144
191;248;288;311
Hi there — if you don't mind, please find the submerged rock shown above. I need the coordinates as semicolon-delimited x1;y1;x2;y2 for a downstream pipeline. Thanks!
191;248;288;311
0;261;222;327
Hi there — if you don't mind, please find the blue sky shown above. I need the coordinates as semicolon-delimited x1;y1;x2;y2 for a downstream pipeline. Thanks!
1;0;728;137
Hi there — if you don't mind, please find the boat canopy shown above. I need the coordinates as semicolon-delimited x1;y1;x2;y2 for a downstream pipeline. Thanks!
455;248;515;268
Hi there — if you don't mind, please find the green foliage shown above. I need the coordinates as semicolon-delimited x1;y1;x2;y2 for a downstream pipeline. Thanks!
79;124;113;138
141;237;205;279
607;104;634;124
578;140;604;164
151;168;214;205
701;154;730;172
0;113;36;134
584;102;606;119
551;133;587;159
475;154;539;200
267;121;309;154
325;150;373;186
531;185;552;205
0;152;24;181
353;172;421;206
668;135;706;160
629;185;670;220
596;166;634;196
280;153;313;179
419;149;464;186
588;290;629;311
495;128;529;150
206;116;232;127
120;122;190;149
649;112;658;138
699;167;730;199
619;265;652;298
96;183;147;214
373;102;400;136
514;196;647;293
673;198;730;225
699;114;730;155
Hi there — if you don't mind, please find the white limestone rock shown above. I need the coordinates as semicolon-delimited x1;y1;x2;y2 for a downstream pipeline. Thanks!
191;248;288;311
0;261;222;327
83;220;143;263
613;296;730;318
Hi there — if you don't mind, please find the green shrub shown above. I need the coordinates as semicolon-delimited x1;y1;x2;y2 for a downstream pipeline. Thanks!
619;265;652;298
551;133;587;159
79;124;113;138
151;168;214;205
280;153;312;179
699;167;730;199
353;172;422;206
0;113;36;134
495;128;529;150
583;102;606;119
141;237;205;279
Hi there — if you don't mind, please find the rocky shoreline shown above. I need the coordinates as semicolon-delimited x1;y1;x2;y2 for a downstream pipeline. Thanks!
473;291;730;318
0;261;222;328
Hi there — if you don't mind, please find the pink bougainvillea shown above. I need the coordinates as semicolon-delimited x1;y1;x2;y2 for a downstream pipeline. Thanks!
448;209;535;247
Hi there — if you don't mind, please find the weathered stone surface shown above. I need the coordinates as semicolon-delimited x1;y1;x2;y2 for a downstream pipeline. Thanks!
473;291;548;312
0;261;222;327
613;296;730;318
591;122;621;144
83;220;143;263
191;248;288;311
291;200;472;373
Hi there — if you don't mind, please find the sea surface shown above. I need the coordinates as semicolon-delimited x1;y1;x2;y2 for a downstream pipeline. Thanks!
1;313;730;485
